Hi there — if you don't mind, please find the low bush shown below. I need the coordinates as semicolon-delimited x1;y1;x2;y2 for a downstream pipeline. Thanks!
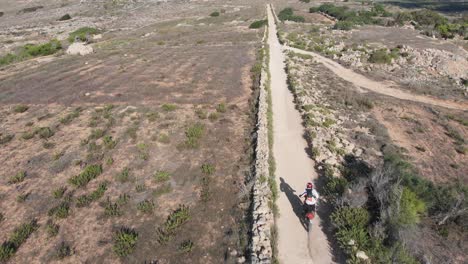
48;202;70;219
153;183;173;197
157;205;190;244
154;170;171;182
161;103;177;111
46;220;60;237
249;20;267;29
103;135;117;149
104;198;122;217
52;187;67;199
278;8;305;23
331;207;370;253
76;182;108;207
69;164;103;187
0;133;14;144
368;49;392;64
68;27;99;42
216;103;226;113
8;171;26;184
1;40;62;66
36;127;54;139
0;220;39;261
210;11;220;17
334;21;354;30
184;123;205;148
397;187;426;225
113;228;138;257
58;14;71;21
137;199;155;213
201;164;215;175
208;112;219;121
323;175;348;197
178;240;194;253
13;105;29;113
116;167;130;182
55;242;73;259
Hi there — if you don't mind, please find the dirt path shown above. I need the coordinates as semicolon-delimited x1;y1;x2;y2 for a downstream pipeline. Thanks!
285;46;468;111
267;5;336;264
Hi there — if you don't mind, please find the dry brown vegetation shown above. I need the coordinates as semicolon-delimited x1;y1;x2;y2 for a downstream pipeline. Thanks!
0;0;269;263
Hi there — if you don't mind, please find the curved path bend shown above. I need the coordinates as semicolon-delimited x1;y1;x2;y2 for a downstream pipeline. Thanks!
285;46;468;111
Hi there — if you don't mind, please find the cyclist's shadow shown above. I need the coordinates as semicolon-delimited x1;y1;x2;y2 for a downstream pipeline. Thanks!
279;177;307;231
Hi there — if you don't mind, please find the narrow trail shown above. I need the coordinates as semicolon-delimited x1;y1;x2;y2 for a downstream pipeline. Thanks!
267;5;336;264
285;46;468;111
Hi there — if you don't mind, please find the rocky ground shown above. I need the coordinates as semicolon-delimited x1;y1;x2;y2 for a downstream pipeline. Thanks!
286;47;467;263
280;12;468;100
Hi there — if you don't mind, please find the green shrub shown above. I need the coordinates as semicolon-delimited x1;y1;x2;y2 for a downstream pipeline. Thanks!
278;8;305;22
48;202;70;219
410;9;447;26
153;183;173;197
249;20;267;29
76;182;108;207
36;127;54;139
200;177;211;202
195;109;207;119
158;133;170;144
332;207;370;229
46;220;60;237
323;176;348;196
68;27;99;42
334;21;354;30
178;240;194;253
154;170;171;182
210;11;220;17
52;187;67;199
113;228;138;257
0;133;14;144
1;40;62;66
59;14;71;21
136;142;149;160
55;241;73;259
13;105;29;113
394;12;413;25
157;205;190;244
309;7;319;13
161;103;177;111
0;220;39;261
23;40;62;57
88;129;104;140
137;199;155;213
16;193;29;203
397;187;426;225
332;207;370;253
104;198;122;217
184;123;205;148
69;164;103;187
201;164;215;175
216;103;226;113
368;49;392;64
208;112;219;121
8;171;26;184
103;135;117;149
116;167;130;182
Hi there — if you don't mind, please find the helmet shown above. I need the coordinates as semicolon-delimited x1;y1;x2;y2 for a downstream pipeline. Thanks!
307;182;313;189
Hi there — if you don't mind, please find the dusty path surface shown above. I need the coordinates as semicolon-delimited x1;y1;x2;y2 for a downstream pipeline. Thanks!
268;5;336;264
285;46;468;111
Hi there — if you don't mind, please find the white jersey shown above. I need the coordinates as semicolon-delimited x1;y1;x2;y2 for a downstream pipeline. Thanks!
301;188;319;199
